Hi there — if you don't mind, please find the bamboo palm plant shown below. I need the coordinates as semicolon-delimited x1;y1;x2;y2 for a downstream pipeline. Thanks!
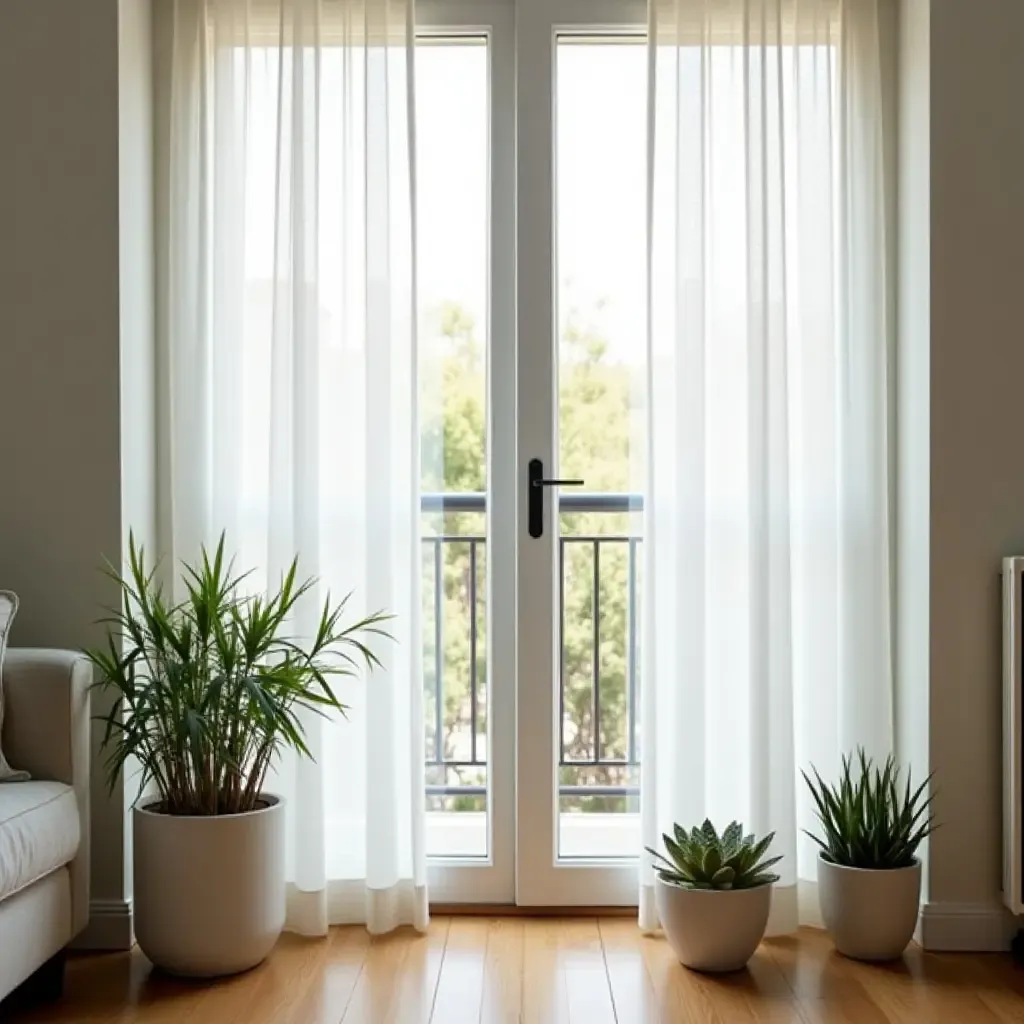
87;534;390;816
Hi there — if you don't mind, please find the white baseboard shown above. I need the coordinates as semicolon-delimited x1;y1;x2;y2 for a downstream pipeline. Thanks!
917;901;1017;952
73;898;134;951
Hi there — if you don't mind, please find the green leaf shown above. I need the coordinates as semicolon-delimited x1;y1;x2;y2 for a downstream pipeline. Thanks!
86;532;393;815
702;845;723;879
801;750;941;870
653;820;783;891
663;834;690;873
744;872;780;888
711;865;736;888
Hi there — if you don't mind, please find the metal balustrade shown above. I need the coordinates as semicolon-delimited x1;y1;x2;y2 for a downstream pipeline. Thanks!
421;492;642;808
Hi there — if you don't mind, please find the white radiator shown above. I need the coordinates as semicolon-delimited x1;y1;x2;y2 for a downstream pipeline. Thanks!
1003;557;1024;914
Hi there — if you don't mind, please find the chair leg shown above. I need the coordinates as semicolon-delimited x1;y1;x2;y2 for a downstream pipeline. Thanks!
1;949;66;1012
30;949;66;1002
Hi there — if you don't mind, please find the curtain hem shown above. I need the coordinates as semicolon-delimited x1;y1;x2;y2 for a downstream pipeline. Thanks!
286;879;429;936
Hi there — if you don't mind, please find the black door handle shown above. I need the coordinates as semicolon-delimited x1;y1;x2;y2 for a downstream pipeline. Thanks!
528;458;584;538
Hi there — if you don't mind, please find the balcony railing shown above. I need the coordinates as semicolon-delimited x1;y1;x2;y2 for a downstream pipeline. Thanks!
421;491;642;809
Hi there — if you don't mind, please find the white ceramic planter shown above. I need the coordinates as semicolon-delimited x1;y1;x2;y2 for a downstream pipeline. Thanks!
133;795;286;977
655;877;772;972
817;854;921;961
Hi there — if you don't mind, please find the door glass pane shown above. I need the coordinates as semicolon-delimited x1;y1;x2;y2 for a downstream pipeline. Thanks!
556;38;646;859
417;38;490;859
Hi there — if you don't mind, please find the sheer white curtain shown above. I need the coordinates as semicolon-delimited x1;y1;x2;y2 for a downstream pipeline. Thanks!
155;0;427;935
641;0;893;933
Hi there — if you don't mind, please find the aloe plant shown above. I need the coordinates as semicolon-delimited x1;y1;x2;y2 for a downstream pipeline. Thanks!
646;819;782;890
802;749;937;870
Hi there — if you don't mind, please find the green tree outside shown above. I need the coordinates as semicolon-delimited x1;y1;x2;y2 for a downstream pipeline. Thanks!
421;303;641;816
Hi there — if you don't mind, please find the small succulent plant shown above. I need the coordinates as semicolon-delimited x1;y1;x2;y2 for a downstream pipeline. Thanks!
803;748;937;871
646;819;782;891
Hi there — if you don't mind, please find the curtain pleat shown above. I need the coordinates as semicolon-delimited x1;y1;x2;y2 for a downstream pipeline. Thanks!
642;0;892;933
156;0;426;935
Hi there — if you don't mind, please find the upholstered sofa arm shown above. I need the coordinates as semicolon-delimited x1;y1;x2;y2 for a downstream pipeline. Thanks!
2;649;91;937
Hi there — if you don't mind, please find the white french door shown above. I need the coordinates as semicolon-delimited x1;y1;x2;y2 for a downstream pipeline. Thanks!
420;0;647;906
515;0;647;906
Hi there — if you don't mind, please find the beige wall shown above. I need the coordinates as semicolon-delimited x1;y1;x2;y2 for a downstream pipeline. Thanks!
927;0;1024;916
0;0;143;940
896;0;1024;946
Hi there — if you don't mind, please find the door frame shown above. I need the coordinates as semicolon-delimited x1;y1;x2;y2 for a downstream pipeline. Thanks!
420;0;517;905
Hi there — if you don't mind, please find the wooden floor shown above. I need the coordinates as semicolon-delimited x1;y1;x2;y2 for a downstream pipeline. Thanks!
6;918;1024;1023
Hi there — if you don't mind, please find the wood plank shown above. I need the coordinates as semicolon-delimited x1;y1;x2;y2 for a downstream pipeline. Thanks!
270;929;374;1024
521;917;570;1024
556;919;616;1024
279;926;372;1024
10;950;143;1024
597;917;660;1024
340;927;418;1024
766;930;898;1024
966;953;1024;1023
838;944;1003;1024
634;929;807;1024
429;917;489;1024
766;928;1005;1024
634;926;729;1024
195;933;332;1024
5;921;1023;1024
479;917;525;1024
732;944;809;1023
384;917;450;1024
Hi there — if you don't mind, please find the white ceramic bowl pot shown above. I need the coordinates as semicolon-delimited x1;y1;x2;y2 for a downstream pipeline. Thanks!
133;795;286;977
817;854;921;961
655;876;773;972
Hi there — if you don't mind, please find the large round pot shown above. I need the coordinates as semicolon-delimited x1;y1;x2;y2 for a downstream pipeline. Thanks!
817;854;921;961
133;795;286;977
655;877;772;972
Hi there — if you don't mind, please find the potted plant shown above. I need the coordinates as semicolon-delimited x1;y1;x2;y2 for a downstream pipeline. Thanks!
803;749;936;962
647;820;781;972
87;535;388;978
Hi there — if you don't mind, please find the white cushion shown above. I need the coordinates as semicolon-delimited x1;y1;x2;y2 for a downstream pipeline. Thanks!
0;781;79;903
